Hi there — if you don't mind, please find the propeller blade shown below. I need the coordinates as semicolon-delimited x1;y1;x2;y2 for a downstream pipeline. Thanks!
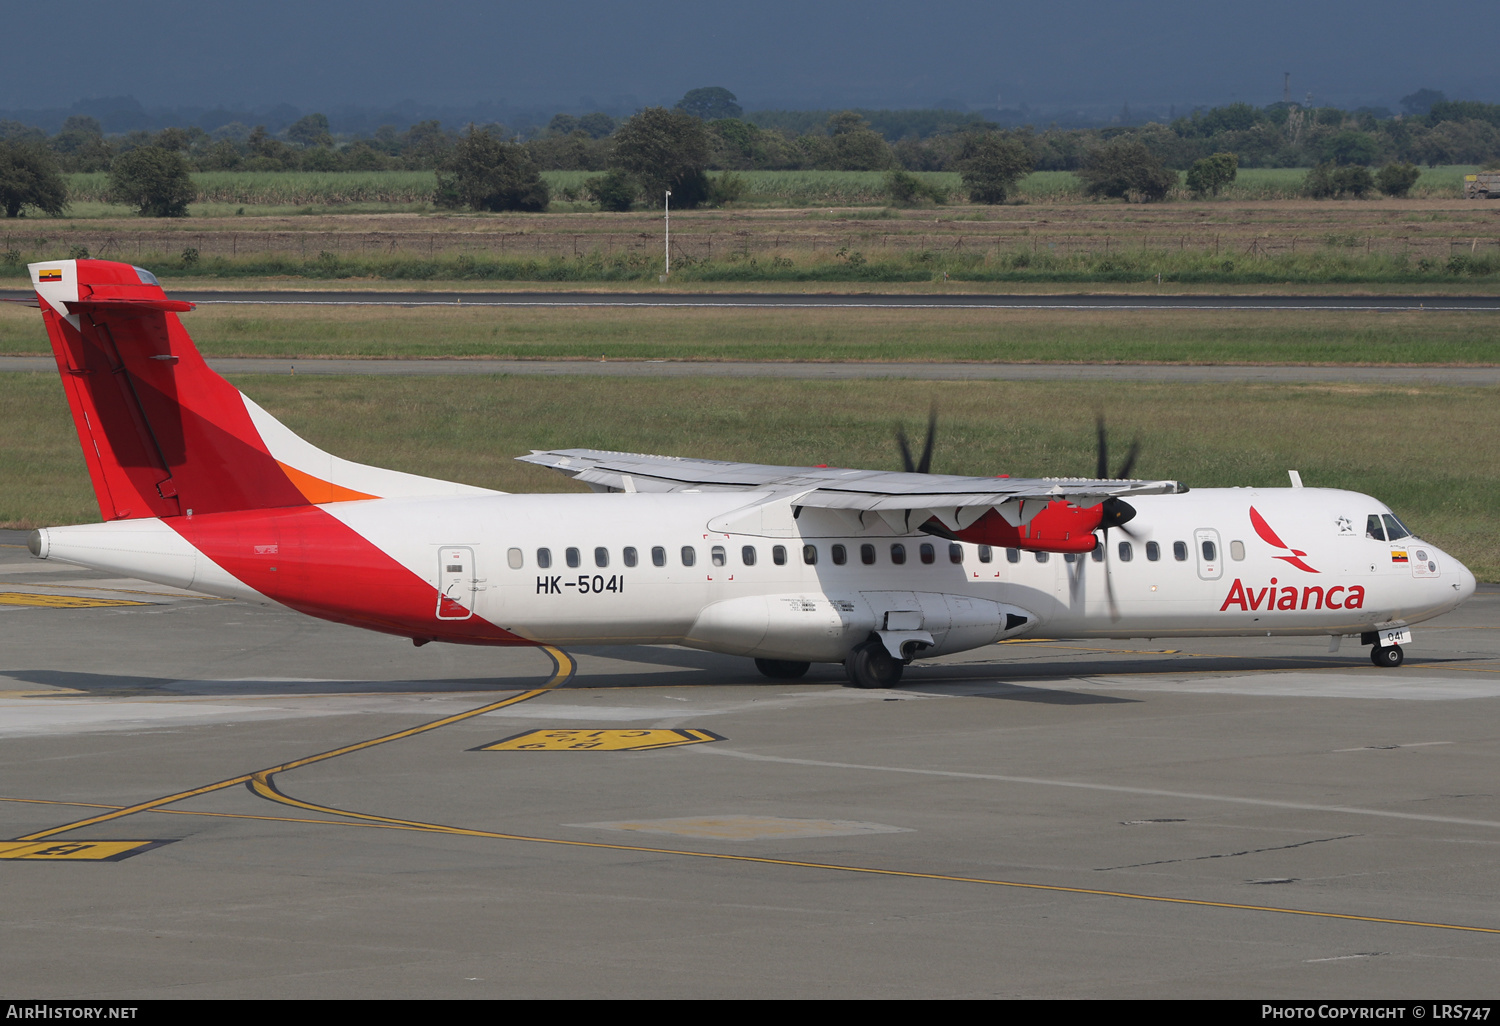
917;407;937;475
896;427;915;473
1095;416;1109;480
1115;438;1141;479
1102;537;1121;622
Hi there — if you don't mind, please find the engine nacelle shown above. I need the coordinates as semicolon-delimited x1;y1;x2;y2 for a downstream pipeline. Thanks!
944;500;1102;554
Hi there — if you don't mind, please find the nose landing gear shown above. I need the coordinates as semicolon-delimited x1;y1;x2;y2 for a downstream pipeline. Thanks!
1370;644;1404;668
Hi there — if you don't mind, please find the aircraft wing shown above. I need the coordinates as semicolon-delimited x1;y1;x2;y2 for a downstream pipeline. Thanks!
517;448;1186;513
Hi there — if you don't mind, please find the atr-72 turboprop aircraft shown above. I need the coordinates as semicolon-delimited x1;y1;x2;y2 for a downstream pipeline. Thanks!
18;260;1476;687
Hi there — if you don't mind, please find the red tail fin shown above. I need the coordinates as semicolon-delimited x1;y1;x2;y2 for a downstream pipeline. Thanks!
33;259;315;520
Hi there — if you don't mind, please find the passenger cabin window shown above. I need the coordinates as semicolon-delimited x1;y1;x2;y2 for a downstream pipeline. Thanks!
831;544;847;565
803;544;818;565
680;546;696;567
1366;515;1386;541
594;547;609;568
978;545;993;564
773;545;787;566
651;546;666;567
623;547;638;568
1118;541;1133;562
890;543;906;565
1146;541;1160;561
507;547;524;569
565;547;581;568
1091;546;1104;563
1035;551;1049;563
1201;539;1217;562
1064;553;1077;564
537;548;552;569
741;545;757;566
920;543;935;565
1173;541;1188;561
1006;548;1020;563
949;543;963;564
711;545;726;567
1382;514;1412;541
1229;540;1245;561
860;544;877;565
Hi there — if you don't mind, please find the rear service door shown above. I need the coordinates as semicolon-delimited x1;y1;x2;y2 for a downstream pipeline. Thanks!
437;546;478;620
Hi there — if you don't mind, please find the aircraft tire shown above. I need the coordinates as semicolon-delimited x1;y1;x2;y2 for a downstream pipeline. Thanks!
754;658;811;679
844;640;904;689
1370;644;1404;668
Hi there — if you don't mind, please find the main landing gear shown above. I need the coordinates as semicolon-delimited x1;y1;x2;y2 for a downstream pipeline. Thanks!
754;658;811;679
1370;644;1404;668
843;639;904;689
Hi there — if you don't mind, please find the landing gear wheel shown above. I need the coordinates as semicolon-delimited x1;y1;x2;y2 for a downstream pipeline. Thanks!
1371;644;1404;668
843;640;904;689
755;658;811;680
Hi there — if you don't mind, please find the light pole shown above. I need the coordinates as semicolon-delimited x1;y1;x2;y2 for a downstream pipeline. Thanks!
664;189;672;278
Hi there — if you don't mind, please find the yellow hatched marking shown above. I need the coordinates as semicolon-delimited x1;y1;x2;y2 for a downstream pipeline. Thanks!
478;728;723;752
0;592;150;608
0;840;163;861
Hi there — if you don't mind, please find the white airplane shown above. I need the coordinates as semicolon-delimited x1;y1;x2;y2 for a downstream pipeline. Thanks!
19;260;1477;688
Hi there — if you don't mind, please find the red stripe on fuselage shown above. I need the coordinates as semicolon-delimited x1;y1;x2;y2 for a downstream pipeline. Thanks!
168;505;530;646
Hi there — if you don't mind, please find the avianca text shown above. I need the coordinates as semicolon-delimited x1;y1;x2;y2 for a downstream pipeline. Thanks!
1221;577;1366;612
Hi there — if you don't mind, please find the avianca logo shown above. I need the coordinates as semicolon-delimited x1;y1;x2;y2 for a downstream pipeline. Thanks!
1249;506;1318;573
1221;577;1366;612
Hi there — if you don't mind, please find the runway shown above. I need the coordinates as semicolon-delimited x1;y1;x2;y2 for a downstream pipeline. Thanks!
2;355;1495;385
6;288;1500;311
2;531;1498;998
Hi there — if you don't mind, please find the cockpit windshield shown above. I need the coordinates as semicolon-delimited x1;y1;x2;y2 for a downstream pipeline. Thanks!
1382;513;1412;541
133;266;159;286
1369;513;1413;542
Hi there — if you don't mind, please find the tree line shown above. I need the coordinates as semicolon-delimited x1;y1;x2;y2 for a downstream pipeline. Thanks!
1;86;1493;217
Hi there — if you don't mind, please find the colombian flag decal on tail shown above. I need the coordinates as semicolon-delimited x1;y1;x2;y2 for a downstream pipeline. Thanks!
37;269;63;281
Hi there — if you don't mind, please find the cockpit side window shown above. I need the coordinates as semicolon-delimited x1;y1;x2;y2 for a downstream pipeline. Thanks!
1365;514;1386;541
1382;514;1411;541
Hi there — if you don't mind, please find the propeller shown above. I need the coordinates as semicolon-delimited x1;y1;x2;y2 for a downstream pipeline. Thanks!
1094;415;1146;622
896;406;939;474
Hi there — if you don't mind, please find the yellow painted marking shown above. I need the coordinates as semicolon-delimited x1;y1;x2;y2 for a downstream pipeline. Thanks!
478;728;723;752
14;645;573;842
0;839;165;861
0;592;150;608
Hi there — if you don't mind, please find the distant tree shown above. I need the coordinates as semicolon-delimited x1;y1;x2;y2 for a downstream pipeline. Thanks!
956;133;1034;203
0;141;68;218
402;120;454;169
1303;161;1374;199
0;120;47;145
287;113;332;148
676;87;743;122
1375;161;1421;197
109;146;195;217
1322;129;1379;166
51;115;113;172
1184;151;1238;196
884;169;947;206
1078;139;1177;202
153;126;200;152
548;114;580;136
824;111;892;171
1400;89;1447;117
611;107;712;207
576;112;616;139
434;127;549;212
586;169;636;211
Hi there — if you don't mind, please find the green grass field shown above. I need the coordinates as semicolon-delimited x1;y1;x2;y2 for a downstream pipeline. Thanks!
3;304;1498;364
3;373;1496;580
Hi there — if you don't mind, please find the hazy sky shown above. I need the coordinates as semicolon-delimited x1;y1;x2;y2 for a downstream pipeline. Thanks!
5;0;1496;113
